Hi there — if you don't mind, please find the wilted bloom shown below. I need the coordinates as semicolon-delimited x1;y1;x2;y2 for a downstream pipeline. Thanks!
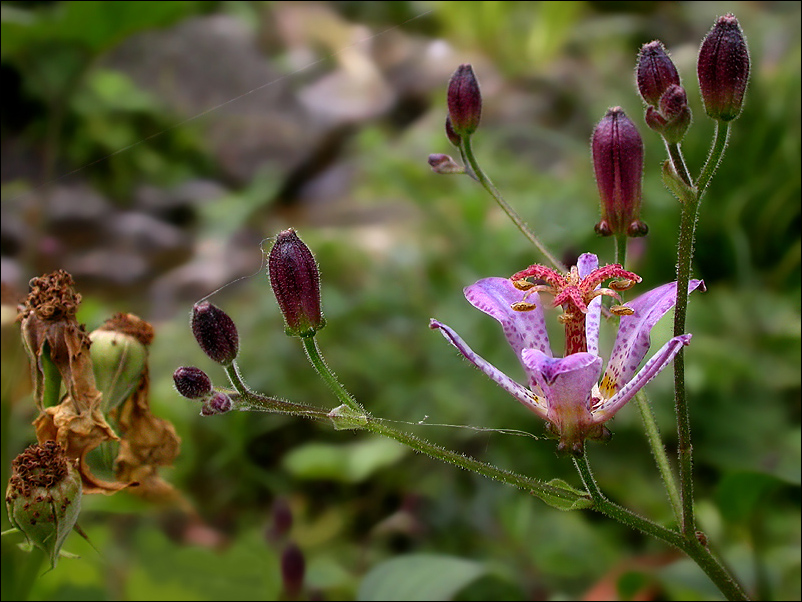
697;14;750;121
447;64;482;138
637;41;681;107
592;108;648;238
6;441;82;568
431;254;703;455
173;366;213;399
191;302;239;365
268;229;325;338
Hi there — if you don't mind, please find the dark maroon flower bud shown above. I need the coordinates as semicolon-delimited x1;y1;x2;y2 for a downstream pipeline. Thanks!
697;14;750;121
281;542;306;600
173;366;213;399
268;229;325;338
267;497;293;542
200;391;232;416
592;107;647;238
636;41;681;107
447;64;482;138
444;116;461;147
658;84;691;143
191;302;239;365
428;153;463;174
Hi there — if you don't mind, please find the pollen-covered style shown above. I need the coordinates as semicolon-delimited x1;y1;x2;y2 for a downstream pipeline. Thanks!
431;253;704;455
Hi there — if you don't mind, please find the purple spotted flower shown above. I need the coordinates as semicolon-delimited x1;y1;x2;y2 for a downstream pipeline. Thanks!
431;253;704;456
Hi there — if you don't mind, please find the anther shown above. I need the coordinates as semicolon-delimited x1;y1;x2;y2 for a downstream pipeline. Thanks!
511;302;537;312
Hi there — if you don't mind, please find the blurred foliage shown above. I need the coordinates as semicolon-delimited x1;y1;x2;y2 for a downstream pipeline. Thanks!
2;1;800;601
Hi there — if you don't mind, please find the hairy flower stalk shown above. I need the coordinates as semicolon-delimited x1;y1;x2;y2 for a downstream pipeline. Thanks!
432;254;703;455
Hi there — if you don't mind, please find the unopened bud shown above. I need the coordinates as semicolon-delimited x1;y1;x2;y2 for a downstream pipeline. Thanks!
268;229;325;338
90;314;152;412
428;153;464;175
281;542;306;600
444;116;461;147
636;41;681;107
201;392;232;416
697;14;750;121
446;64;482;138
173;366;213;399
592;108;647;238
191;302;239;365
5;441;82;568
657;84;692;143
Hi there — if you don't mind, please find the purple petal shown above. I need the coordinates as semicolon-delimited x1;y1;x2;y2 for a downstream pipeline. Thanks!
430;319;548;419
577;254;601;355
464;277;552;358
594;334;691;422
601;279;704;397
521;348;602;440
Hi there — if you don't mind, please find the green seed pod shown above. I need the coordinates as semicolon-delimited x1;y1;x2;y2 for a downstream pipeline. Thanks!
6;441;82;568
90;328;148;413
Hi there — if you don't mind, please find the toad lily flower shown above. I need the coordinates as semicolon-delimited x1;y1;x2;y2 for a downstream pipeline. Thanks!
430;253;704;456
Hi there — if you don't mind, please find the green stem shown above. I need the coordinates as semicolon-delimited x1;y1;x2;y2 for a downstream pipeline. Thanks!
222;368;581;506
616;234;682;524
460;136;565;272
574;454;749;601
301;336;366;414
672;121;730;537
666;141;693;188
634;391;683;523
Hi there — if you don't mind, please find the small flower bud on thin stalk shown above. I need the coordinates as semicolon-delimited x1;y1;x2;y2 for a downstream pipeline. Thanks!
645;84;692;144
446;64;482;138
268;229;325;338
201;392;233;416
173;366;213;399
5;441;82;568
698;13;750;121
637;41;681;107
592;108;648;238
191;302;239;365
428;153;464;175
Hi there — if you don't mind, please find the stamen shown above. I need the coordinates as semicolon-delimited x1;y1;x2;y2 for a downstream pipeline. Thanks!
609;279;637;292
610;305;635;316
511;302;538;312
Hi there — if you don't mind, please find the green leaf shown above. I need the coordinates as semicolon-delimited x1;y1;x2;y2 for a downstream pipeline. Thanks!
661;160;695;203
358;554;486;601
282;437;406;483
540;479;593;511
715;471;784;523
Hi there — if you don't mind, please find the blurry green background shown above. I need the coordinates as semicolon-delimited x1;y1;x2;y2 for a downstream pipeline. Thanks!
1;1;799;600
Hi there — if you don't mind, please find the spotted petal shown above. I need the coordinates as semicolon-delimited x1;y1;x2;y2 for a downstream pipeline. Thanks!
464;277;552;359
594;334;691;422
430;319;548;419
577;253;602;355
600;279;704;397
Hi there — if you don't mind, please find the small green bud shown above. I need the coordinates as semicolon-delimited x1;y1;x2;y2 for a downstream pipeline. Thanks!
5;441;82;568
90;326;148;413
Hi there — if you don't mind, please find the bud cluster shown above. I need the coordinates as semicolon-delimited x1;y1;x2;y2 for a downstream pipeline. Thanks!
637;41;691;143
